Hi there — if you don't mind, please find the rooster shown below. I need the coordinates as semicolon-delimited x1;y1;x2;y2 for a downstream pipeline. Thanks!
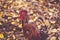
19;9;48;40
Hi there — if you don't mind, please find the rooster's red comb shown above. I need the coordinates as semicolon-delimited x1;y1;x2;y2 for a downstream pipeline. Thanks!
19;9;27;20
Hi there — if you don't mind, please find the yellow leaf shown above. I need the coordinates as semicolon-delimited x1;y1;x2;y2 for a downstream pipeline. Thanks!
23;2;30;7
30;10;33;14
0;33;4;38
44;20;50;26
18;24;22;28
50;36;56;40
33;16;38;21
11;21;15;24
0;13;3;17
51;29;57;33
44;7;48;12
0;22;2;25
4;4;7;8
13;34;16;39
8;17;12;19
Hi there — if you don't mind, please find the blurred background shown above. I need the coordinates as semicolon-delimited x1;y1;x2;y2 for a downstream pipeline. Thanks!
0;0;60;40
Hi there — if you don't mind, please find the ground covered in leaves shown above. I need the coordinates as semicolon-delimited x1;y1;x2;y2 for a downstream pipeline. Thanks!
0;0;60;40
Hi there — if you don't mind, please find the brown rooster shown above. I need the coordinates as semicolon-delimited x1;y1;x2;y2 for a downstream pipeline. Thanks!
19;9;41;40
23;23;40;40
